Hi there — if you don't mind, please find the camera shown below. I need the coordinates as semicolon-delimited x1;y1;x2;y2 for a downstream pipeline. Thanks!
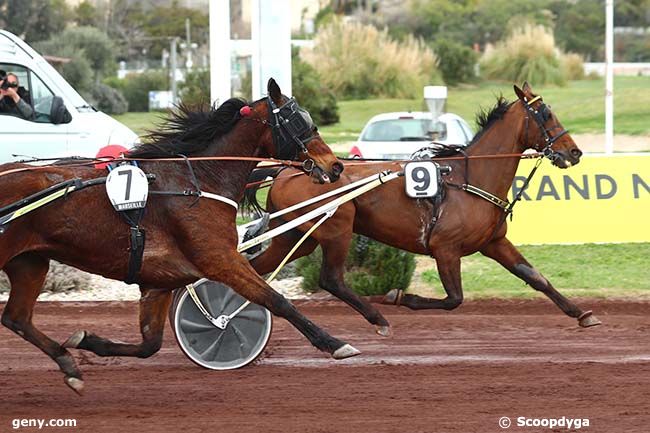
0;81;18;90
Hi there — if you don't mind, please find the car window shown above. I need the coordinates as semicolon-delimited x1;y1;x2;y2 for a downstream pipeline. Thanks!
430;120;447;141
28;71;56;123
458;119;474;143
0;63;56;123
361;119;434;141
453;120;469;143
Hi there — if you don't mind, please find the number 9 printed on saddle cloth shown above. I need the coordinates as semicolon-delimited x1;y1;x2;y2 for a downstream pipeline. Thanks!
404;161;440;198
105;165;149;211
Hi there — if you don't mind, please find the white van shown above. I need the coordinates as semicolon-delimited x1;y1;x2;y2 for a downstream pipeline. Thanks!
0;30;137;163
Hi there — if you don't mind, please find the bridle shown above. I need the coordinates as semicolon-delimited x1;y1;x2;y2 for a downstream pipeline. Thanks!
267;96;319;160
242;95;319;172
521;95;569;162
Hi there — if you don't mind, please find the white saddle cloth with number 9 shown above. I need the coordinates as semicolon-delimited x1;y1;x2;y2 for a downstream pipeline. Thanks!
404;161;441;198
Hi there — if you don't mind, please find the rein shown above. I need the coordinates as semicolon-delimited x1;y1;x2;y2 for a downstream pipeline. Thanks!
244;170;305;190
0;155;310;179
342;152;543;166
2;150;544;175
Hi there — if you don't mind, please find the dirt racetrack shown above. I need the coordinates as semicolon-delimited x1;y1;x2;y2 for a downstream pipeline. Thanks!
1;298;649;433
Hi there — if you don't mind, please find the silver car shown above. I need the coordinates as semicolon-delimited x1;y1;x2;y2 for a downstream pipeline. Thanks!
349;111;474;159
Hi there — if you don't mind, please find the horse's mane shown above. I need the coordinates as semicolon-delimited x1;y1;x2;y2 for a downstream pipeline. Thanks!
128;98;248;158
468;95;511;147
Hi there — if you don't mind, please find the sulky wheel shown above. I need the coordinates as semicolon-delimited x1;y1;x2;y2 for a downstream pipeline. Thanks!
169;279;272;370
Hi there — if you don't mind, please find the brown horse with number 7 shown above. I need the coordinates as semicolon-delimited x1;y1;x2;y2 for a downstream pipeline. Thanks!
0;79;353;394
247;83;601;335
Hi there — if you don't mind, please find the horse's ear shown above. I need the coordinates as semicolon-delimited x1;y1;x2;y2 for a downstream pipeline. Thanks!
267;78;282;105
522;81;532;93
513;84;526;101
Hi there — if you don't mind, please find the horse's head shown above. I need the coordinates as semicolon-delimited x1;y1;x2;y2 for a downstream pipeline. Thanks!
245;78;343;184
514;82;582;168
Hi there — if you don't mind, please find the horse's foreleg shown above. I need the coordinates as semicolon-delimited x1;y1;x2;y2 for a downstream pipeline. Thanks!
63;288;172;357
384;253;464;311
212;254;360;359
1;253;84;394
319;240;391;336
480;237;601;327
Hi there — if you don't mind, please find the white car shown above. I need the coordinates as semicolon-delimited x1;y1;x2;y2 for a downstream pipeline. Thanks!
0;30;137;163
349;111;474;160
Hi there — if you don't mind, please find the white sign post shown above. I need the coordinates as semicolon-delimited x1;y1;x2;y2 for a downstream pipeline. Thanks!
209;0;231;106
210;0;292;103
251;0;292;99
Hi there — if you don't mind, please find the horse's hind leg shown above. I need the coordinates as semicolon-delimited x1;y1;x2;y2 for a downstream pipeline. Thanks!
62;288;172;357
1;253;84;394
384;252;464;311
480;236;601;327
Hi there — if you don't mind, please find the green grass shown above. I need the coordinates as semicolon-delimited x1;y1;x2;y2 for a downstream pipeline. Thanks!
112;111;168;136
420;243;650;299
322;76;650;144
445;77;650;137
112;77;650;145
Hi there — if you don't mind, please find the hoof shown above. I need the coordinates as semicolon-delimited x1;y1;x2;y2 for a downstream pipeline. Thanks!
578;311;602;328
375;325;392;337
62;330;86;349
382;289;403;306
332;344;361;360
64;377;84;395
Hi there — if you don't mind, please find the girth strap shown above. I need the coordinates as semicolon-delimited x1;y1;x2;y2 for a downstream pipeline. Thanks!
119;208;146;285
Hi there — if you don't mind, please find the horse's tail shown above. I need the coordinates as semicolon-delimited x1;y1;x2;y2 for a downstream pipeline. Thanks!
243;167;284;216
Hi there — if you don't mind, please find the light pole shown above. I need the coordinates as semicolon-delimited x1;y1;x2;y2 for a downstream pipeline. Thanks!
605;0;614;154
170;37;179;104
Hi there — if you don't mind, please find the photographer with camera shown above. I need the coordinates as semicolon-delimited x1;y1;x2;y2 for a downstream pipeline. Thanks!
0;71;34;120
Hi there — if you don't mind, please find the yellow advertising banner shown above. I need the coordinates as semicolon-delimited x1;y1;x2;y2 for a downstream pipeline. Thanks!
507;154;650;245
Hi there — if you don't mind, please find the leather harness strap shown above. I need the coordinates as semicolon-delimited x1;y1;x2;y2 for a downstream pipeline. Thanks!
444;181;510;212
459;184;510;210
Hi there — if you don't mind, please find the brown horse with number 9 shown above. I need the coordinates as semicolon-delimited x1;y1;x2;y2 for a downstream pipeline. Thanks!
247;82;601;336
